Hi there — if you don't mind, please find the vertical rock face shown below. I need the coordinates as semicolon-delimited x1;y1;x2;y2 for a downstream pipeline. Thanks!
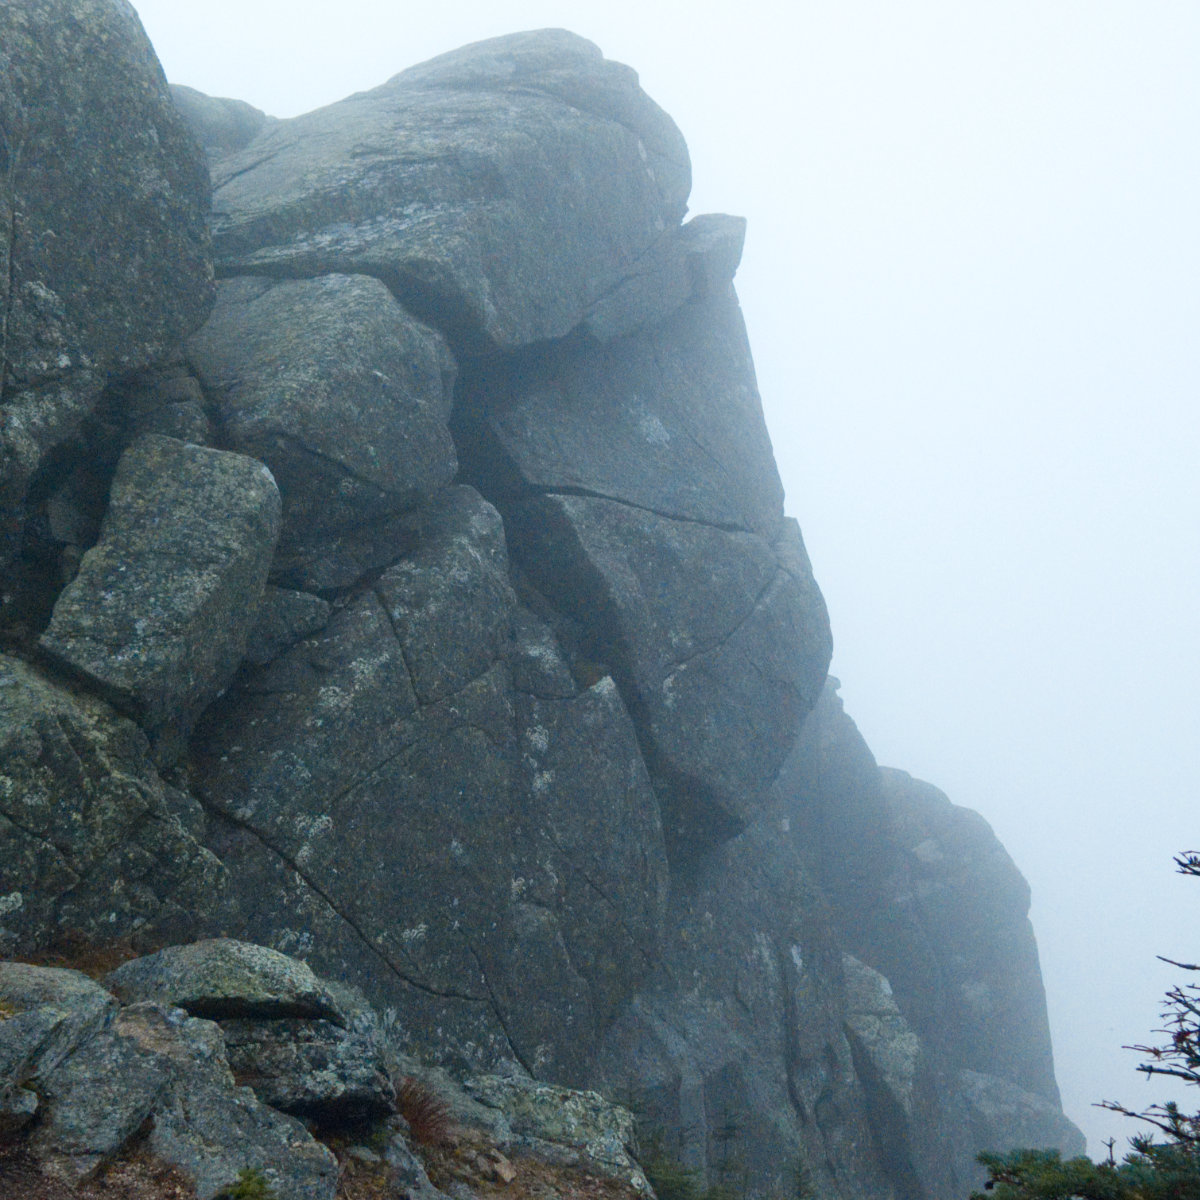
0;0;213;610
0;18;1082;1200
769;681;1085;1195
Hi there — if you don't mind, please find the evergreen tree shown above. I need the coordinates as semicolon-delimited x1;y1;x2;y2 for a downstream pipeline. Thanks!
972;853;1200;1200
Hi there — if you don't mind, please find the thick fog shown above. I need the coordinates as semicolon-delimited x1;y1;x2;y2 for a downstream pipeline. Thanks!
130;0;1200;1154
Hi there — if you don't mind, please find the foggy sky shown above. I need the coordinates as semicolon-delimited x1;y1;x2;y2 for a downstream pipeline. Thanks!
129;0;1200;1154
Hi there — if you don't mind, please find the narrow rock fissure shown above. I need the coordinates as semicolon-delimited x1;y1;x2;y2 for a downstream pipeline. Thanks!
209;147;282;191
461;936;535;1076
774;943;810;1124
538;825;660;970
203;803;490;1007
534;485;748;536
370;585;421;700
271;430;412;505
573;223;678;312
656;569;781;681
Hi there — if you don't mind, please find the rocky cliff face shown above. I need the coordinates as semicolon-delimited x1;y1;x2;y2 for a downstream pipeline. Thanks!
0;6;1082;1198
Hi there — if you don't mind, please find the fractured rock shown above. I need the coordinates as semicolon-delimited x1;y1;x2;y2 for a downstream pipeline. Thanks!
193;489;666;1082
210;29;690;354
0;964;116;1137
461;290;784;536
374;487;515;704
463;1073;649;1192
0;0;212;580
243;587;332;667
581;212;748;342
508;494;830;845
220;1016;395;1123
0;968;338;1199
0;654;226;958
841;955;921;1119
187;275;457;588
39;435;281;760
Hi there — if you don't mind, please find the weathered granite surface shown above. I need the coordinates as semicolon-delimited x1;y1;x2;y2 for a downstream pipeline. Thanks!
0;13;1082;1200
0;0;212;599
38;435;281;760
209;30;689;356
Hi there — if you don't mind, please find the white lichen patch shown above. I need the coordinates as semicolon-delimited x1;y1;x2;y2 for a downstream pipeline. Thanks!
0;892;24;916
526;724;550;754
913;837;944;865
637;412;671;446
315;684;352;711
401;923;429;945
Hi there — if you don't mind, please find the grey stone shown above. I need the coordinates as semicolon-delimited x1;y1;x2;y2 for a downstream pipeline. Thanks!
510;677;667;1033
0;964;116;1111
374;487;515;704
187;275;457;587
220;1016;395;1121
29;1002;178;1181
507;494;830;847
243;587;333;667
507;607;577;700
130;1003;340;1200
593;817;894;1200
210;30;689;355
383;1132;451;1200
463;1073;649;1192
0;0;212;581
958;1068;1086;1160
0;654;227;958
39;435;281;759
581;213;747;342
106;939;346;1024
0;965;338;1198
461;290;784;537
193;490;665;1082
771;678;1086;1195
104;359;215;446
841;955;921;1118
171;84;276;165
875;766;1064;1101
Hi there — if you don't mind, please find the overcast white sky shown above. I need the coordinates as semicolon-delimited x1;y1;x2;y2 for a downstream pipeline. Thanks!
129;0;1200;1154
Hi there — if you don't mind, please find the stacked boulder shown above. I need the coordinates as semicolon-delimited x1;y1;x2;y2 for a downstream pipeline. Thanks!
0;6;1082;1199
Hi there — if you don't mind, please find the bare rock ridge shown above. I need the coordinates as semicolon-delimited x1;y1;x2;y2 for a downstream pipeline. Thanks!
0;6;1083;1199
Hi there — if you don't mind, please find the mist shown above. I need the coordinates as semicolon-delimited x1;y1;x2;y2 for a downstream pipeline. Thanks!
129;0;1200;1153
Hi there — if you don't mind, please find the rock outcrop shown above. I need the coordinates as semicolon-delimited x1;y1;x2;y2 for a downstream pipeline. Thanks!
0;11;1082;1200
0;0;212;622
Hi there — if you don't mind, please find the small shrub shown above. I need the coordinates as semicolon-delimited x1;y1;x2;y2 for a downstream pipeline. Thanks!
215;1167;278;1200
395;1075;454;1146
641;1153;703;1200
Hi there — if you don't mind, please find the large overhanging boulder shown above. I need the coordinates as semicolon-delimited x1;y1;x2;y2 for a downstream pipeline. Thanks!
209;29;690;355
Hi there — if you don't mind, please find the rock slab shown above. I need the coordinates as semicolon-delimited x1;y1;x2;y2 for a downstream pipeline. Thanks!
39;434;281;759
